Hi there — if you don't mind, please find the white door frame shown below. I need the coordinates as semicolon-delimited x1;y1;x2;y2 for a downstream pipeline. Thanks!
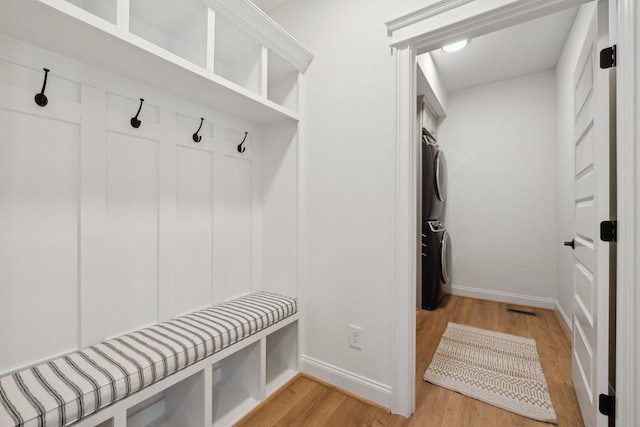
386;0;639;424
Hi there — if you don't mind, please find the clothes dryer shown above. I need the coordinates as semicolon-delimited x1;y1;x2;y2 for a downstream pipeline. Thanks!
421;220;451;310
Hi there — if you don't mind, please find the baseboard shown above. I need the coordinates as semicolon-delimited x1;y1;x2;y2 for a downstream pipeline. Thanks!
300;355;392;408
554;300;573;334
443;284;557;309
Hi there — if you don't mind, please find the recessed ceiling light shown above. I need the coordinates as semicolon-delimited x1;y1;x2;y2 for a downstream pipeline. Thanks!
442;40;468;53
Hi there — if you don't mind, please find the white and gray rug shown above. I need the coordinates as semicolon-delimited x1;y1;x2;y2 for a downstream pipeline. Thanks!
424;322;558;424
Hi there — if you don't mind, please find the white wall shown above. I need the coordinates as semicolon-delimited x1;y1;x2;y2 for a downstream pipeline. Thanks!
555;3;597;330
438;71;559;307
267;0;438;405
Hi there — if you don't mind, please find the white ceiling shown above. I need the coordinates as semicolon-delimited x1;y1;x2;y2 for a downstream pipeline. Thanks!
427;7;579;93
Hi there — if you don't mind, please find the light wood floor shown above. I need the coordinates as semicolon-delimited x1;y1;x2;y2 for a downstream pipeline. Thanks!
412;295;583;427
236;295;584;426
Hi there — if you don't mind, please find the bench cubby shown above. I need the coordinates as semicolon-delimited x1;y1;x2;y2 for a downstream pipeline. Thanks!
126;369;206;427
211;341;261;427
266;319;298;395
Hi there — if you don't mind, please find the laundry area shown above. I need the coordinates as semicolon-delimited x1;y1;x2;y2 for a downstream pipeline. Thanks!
416;7;578;312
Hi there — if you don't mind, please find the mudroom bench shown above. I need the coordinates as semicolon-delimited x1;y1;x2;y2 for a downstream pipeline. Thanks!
0;292;299;427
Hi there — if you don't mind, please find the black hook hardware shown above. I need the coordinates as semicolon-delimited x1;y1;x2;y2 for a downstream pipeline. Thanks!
237;132;248;153
563;239;575;249
193;118;204;143
130;98;144;128
34;68;50;107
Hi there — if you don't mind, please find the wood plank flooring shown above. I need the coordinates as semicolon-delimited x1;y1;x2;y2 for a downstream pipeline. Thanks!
412;295;583;427
235;295;584;426
235;374;407;427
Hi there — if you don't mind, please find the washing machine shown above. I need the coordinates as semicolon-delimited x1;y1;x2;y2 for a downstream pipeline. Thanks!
421;220;451;310
422;135;447;220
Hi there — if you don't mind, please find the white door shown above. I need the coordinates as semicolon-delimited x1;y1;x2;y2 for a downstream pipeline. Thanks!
571;2;613;426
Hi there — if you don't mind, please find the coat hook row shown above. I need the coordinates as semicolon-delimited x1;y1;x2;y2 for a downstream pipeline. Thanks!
130;98;144;128
237;131;248;153
34;68;50;107
193;118;204;143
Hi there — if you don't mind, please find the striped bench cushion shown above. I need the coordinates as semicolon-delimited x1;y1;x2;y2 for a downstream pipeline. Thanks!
0;292;297;427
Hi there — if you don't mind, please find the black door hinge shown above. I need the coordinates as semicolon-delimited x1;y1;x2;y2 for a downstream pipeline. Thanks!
600;45;617;69
600;220;617;242
599;394;615;417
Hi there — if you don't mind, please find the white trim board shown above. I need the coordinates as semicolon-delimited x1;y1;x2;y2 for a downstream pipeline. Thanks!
385;0;589;52
615;0;639;425
443;285;557;309
300;355;392;409
555;300;573;334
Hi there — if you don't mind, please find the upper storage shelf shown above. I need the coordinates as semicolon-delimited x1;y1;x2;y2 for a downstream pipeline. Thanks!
1;0;313;124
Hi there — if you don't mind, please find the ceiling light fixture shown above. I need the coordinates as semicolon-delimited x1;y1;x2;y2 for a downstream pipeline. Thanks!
442;40;468;53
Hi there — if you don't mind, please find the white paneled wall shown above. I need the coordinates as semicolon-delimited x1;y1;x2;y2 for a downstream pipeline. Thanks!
0;93;81;373
223;155;255;300
175;146;214;316
0;34;298;375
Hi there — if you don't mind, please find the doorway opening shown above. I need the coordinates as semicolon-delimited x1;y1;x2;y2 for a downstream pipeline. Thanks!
384;0;631;424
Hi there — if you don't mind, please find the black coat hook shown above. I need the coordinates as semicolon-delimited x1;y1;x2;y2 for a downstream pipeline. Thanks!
193;118;204;143
237;132;248;153
34;68;50;107
130;98;145;128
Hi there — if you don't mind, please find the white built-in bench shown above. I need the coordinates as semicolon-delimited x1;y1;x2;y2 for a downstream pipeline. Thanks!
0;292;298;427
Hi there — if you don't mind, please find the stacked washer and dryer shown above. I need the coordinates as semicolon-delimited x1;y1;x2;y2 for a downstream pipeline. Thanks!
421;128;451;310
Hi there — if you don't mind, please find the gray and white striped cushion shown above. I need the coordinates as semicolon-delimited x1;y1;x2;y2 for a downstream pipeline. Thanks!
0;292;297;427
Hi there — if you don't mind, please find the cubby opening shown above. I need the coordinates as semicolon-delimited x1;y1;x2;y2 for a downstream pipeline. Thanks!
214;14;262;94
64;0;117;24
126;371;206;427
267;50;299;112
129;0;209;68
95;419;114;427
212;341;261;427
266;321;298;395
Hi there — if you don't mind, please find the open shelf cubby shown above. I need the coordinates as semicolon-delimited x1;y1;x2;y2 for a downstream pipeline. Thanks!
212;341;261;427
266;320;298;395
129;0;210;69
94;420;114;427
214;13;263;95
63;0;117;24
126;370;206;427
267;49;299;112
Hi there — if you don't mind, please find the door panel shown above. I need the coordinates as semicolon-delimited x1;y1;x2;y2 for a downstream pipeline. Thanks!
575;262;594;323
571;3;611;426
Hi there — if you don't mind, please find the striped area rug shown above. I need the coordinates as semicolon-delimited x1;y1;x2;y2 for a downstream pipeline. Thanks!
423;322;558;424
